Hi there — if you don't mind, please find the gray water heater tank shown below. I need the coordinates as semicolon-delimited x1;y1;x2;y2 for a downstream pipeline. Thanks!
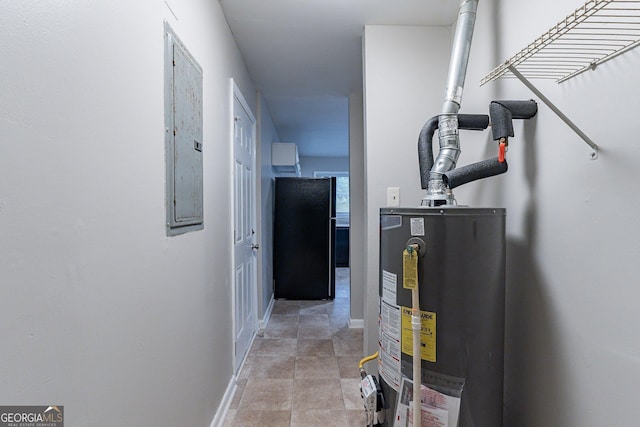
378;207;505;426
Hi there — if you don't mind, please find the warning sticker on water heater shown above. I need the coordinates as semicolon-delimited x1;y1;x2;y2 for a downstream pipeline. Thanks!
379;299;401;391
382;270;398;305
394;378;462;427
381;300;401;337
401;307;436;362
410;217;425;236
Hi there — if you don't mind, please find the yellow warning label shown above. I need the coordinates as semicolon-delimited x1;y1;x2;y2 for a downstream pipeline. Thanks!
402;249;418;290
401;306;436;362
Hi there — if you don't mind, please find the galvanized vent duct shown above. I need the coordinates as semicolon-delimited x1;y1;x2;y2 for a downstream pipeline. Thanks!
424;0;479;206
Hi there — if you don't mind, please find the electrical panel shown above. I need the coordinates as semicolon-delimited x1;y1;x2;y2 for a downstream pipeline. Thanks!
164;23;204;235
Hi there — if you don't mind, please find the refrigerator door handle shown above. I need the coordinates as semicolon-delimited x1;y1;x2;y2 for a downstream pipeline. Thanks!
328;218;336;299
328;222;332;297
328;177;337;299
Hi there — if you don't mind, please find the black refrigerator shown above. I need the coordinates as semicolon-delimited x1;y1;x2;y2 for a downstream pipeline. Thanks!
273;177;336;300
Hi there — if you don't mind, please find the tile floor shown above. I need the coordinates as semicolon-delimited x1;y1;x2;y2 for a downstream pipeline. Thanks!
223;268;366;427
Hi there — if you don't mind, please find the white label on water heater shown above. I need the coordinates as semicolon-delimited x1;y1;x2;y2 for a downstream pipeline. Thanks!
380;340;401;390
381;300;401;337
382;270;397;305
410;217;425;236
395;378;462;427
380;299;402;391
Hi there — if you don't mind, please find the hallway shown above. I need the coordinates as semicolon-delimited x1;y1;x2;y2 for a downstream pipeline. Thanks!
223;268;366;426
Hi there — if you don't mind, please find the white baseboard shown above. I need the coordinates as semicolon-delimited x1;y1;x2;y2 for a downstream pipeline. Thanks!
210;295;273;427
259;295;275;329
209;374;237;427
349;318;364;328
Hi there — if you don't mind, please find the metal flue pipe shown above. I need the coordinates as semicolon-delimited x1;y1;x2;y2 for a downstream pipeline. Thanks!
425;0;479;205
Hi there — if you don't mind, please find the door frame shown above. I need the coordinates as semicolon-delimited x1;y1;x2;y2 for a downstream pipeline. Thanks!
229;78;258;373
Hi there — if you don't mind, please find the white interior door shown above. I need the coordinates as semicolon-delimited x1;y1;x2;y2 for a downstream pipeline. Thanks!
232;82;257;372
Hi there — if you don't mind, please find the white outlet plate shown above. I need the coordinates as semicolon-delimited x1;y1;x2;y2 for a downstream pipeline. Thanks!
387;187;400;207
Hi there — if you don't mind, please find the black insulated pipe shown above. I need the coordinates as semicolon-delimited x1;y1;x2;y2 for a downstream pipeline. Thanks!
458;114;490;131
489;100;538;141
443;157;508;189
418;116;439;189
418;114;489;189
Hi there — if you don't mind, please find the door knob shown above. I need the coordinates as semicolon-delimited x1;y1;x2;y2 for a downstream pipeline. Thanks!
251;244;260;250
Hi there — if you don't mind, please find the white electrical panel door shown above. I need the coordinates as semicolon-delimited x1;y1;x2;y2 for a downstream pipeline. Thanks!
164;23;204;235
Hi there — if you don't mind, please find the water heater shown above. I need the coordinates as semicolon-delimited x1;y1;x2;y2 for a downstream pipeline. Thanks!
361;1;537;424
377;206;505;426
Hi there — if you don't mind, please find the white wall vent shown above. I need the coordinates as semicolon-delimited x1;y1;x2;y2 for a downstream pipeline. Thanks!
272;143;301;176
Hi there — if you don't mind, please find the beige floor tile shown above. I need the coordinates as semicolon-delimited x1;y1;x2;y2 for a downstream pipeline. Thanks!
335;283;350;296
295;355;340;379
290;409;349;427
257;338;298;356
333;337;364;356
234;268;360;420
251;355;295;379
238;378;293;411
332;297;350;310
271;300;301;314
329;308;350;319
333;289;349;300
328;307;350;320
299;299;330;308
292;379;345;410
330;317;351;333
346;409;367;427
247;336;263;354
298;324;332;339
237;356;253;380
242;352;256;364
299;301;330;315
229;379;247;410
337;355;363;379
333;326;364;341
264;323;299;339
268;313;299;325
231;410;291;427
335;267;350;279
299;313;329;327
341;378;363;410
297;339;335;356
221;409;236;427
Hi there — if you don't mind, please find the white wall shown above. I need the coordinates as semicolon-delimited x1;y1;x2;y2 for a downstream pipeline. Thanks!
349;91;365;321
0;0;254;425
362;25;452;356
298;156;349;177
257;94;279;321
363;2;640;425
477;1;640;425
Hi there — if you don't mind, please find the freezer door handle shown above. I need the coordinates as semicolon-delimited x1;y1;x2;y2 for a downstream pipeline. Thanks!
251;244;260;250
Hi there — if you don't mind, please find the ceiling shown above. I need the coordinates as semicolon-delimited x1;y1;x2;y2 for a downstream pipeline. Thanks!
220;0;460;157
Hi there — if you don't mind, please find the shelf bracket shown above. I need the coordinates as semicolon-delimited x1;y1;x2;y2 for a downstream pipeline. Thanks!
508;65;599;160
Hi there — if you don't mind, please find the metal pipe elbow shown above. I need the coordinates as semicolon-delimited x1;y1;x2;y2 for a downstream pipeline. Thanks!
430;114;461;180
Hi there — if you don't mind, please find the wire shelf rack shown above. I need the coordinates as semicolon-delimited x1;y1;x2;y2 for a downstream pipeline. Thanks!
481;0;640;85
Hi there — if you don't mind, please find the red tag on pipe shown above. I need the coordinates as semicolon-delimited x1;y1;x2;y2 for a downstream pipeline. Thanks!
498;142;506;163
